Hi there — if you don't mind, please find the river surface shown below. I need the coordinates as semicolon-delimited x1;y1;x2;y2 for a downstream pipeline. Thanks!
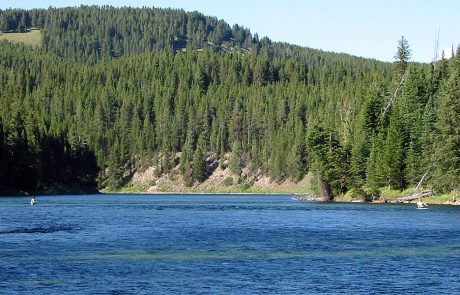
1;194;460;294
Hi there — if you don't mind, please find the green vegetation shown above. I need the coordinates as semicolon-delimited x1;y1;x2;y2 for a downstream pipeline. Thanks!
223;177;234;186
0;29;42;46
0;6;459;200
424;193;459;204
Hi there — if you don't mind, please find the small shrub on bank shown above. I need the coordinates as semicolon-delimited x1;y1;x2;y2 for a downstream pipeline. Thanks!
223;177;233;186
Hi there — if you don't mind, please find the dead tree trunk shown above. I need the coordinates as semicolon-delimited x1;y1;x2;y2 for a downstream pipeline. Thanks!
396;190;433;203
383;68;409;116
415;170;428;190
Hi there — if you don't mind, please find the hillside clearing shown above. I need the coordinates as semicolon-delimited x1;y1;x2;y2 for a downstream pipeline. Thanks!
0;30;42;47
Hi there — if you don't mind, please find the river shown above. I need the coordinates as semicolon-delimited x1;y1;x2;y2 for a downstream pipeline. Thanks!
1;194;460;294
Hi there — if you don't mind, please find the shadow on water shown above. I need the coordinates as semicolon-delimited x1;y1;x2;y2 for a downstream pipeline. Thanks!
0;225;81;234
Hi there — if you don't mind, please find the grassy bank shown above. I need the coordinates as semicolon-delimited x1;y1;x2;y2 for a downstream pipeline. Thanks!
104;182;311;195
379;188;459;204
335;187;459;205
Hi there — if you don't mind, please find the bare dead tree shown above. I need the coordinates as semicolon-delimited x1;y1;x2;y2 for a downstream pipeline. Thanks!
433;28;440;69
382;67;409;117
415;170;428;191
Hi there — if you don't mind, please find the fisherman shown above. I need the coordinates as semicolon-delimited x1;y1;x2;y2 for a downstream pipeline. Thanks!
417;197;427;209
30;196;36;206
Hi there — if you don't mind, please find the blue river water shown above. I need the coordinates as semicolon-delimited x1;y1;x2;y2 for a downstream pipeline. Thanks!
1;194;460;294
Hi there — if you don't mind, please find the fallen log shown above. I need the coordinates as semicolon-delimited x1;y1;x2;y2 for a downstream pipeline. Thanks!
396;190;433;203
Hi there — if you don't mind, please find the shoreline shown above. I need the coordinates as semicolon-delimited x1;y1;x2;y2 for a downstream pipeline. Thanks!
333;196;460;206
2;189;459;206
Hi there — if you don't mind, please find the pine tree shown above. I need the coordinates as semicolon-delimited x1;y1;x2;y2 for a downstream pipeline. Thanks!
228;140;242;175
106;138;125;189
306;123;349;199
286;143;306;182
432;53;460;192
192;135;207;182
366;134;386;188
350;92;383;186
180;132;193;174
384;108;408;190
394;36;411;76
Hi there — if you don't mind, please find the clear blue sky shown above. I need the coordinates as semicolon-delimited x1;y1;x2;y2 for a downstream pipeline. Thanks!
2;0;459;62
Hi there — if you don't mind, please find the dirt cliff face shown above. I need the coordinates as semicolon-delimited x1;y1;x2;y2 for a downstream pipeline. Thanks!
127;155;312;194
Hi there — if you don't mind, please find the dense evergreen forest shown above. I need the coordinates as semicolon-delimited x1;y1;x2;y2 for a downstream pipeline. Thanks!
0;6;459;197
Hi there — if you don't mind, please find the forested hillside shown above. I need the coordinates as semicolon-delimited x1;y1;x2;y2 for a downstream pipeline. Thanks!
0;6;458;198
0;6;314;62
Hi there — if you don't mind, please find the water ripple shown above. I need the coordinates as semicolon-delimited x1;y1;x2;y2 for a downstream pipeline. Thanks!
1;194;460;294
